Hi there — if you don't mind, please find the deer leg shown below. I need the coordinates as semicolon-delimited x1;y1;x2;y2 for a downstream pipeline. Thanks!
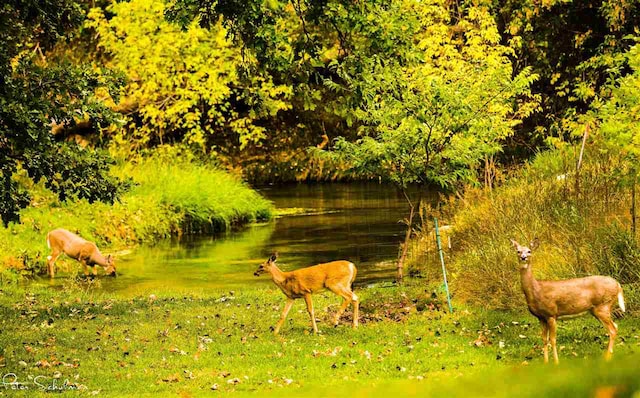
331;290;352;327
540;319;549;364
274;298;295;335
592;306;617;360
352;292;359;329
304;294;318;334
92;265;98;277
333;297;349;327
328;286;359;328
548;317;559;364
46;250;61;278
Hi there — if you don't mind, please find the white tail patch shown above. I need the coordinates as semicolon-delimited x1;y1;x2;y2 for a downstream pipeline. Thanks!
46;234;50;249
618;291;626;313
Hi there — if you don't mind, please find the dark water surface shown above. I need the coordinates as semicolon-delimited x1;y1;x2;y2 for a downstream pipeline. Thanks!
35;183;436;296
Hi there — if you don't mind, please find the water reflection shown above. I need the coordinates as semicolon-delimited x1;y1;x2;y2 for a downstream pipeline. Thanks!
33;183;436;296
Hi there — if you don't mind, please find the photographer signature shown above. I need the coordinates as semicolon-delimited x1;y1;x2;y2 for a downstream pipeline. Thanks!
2;373;81;391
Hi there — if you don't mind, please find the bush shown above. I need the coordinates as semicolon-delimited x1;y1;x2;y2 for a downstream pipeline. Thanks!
114;153;273;233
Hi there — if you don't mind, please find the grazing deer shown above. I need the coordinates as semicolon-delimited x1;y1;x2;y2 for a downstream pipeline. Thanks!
254;253;359;335
510;239;625;364
46;228;117;278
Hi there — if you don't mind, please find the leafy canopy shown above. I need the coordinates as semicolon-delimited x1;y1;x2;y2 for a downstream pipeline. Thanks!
594;42;640;163
0;0;126;226
87;0;292;152
323;0;538;189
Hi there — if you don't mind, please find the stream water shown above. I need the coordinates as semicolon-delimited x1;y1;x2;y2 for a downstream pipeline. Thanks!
34;183;436;296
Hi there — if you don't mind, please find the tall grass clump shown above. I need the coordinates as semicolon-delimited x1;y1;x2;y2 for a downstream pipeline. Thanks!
409;147;640;310
115;153;273;233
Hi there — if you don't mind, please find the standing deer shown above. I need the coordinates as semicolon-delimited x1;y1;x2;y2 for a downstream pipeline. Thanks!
254;253;359;335
510;239;625;364
46;228;117;278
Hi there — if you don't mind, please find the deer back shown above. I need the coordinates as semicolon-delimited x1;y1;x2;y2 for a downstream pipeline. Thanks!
48;229;89;260
283;261;355;297
532;276;620;317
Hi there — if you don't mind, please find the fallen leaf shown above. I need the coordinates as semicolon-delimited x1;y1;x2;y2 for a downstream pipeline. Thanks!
161;373;180;383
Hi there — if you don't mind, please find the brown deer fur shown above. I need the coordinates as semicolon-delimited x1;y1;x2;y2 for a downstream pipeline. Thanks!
46;228;116;278
254;254;358;335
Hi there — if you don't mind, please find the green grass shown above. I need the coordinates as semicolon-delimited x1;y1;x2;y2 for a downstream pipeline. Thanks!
113;157;273;233
0;155;273;276
0;281;638;396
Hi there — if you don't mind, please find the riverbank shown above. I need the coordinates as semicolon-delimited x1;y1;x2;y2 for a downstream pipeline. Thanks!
0;155;273;278
0;281;637;396
408;149;640;310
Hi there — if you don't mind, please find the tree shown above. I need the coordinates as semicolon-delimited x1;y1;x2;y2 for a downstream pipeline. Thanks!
493;0;640;156
87;0;293;153
0;0;125;226
592;42;640;233
321;1;538;281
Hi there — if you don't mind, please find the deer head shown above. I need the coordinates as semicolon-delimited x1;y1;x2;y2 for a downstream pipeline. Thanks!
510;239;538;264
104;255;117;277
254;253;277;276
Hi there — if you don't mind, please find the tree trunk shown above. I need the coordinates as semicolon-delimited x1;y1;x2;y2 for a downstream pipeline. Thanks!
397;188;420;284
632;171;637;236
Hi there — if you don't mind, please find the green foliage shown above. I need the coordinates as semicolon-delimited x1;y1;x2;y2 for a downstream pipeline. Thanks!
87;0;292;151
324;1;538;189
114;148;273;232
594;43;640;161
495;0;640;148
28;143;129;203
0;0;125;225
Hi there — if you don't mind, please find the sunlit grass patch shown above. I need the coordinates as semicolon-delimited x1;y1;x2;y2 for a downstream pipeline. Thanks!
0;281;637;396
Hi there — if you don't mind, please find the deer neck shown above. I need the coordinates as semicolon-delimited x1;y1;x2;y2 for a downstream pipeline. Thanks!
90;250;109;267
268;264;288;286
519;262;539;306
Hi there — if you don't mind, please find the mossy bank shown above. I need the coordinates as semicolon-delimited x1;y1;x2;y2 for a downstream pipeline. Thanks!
0;154;273;277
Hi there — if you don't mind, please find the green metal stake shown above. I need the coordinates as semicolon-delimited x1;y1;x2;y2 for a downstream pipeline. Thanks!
434;217;453;313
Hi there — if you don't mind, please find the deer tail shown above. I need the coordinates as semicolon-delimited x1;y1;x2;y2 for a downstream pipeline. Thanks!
618;284;626;313
46;233;51;249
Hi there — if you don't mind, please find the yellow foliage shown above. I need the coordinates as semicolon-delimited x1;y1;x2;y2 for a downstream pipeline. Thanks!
87;0;292;151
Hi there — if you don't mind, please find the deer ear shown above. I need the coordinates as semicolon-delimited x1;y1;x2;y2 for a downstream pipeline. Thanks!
530;238;539;250
510;239;519;248
269;253;277;262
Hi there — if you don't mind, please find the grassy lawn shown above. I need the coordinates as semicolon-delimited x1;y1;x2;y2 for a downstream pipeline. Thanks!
0;281;638;397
